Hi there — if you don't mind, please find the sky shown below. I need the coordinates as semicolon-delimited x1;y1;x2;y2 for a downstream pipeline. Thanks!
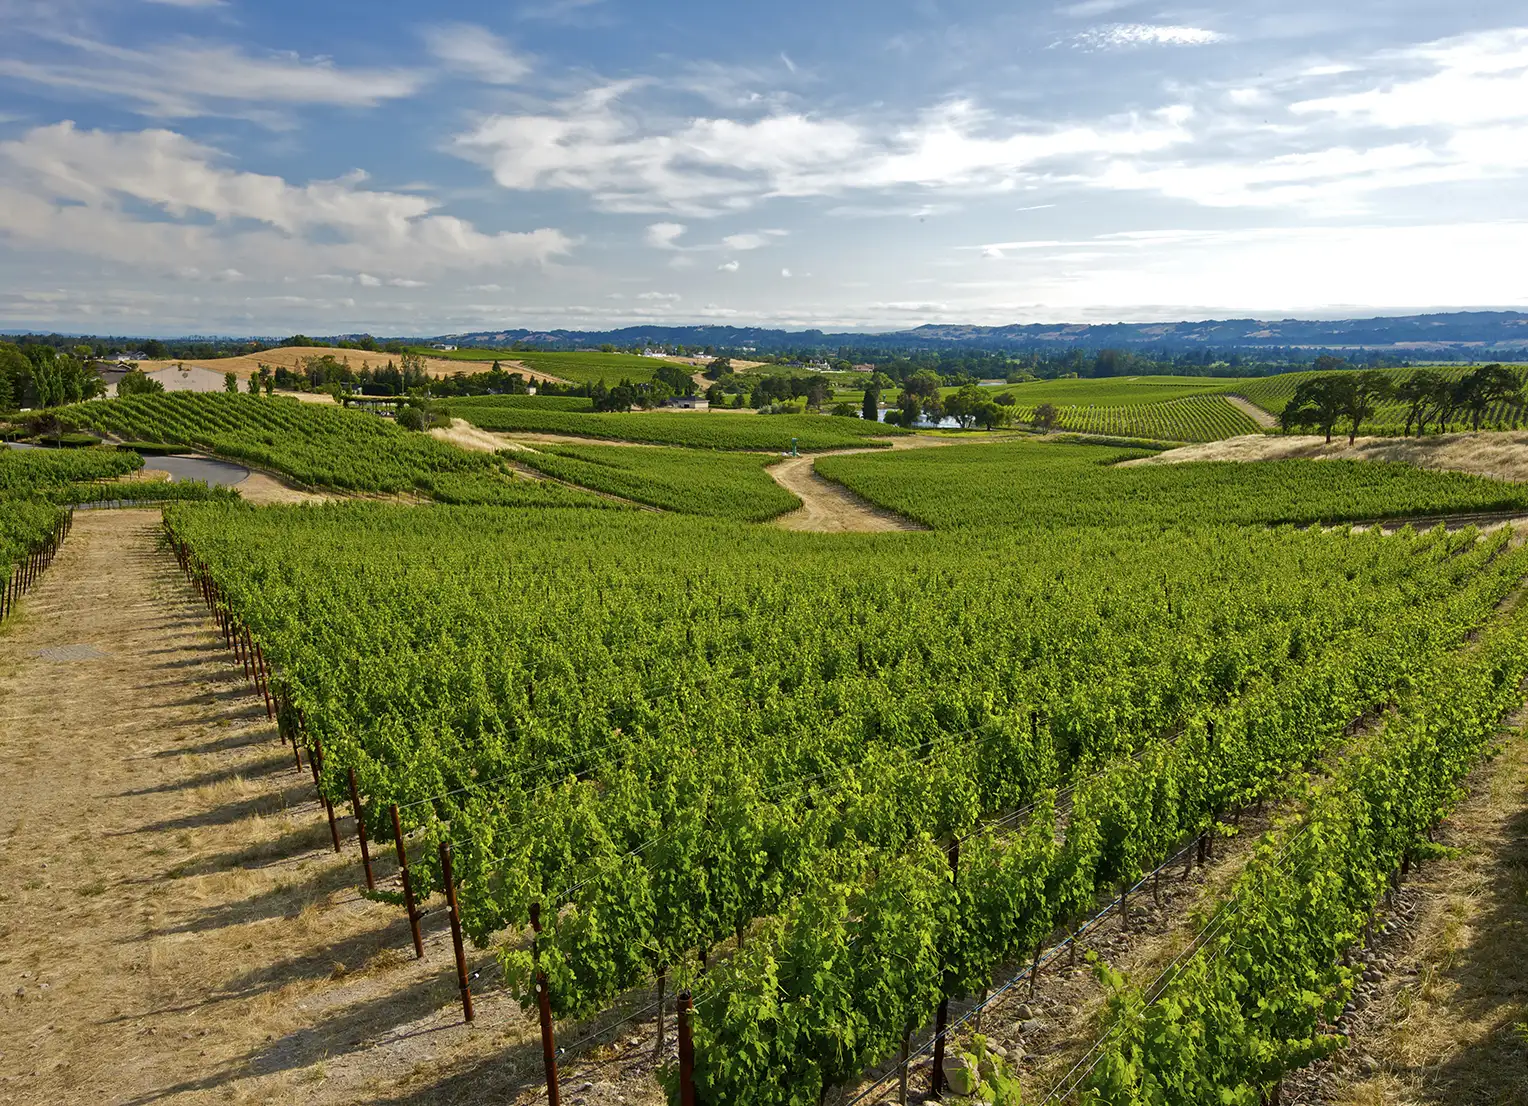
0;0;1526;336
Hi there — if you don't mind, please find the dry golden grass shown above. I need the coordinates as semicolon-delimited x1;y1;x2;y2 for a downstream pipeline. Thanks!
139;347;566;384
0;510;562;1106
1124;430;1528;484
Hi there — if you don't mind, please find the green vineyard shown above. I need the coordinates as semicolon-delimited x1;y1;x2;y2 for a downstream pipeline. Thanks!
446;402;904;450
156;432;1528;1105
1011;395;1263;443
54;393;607;507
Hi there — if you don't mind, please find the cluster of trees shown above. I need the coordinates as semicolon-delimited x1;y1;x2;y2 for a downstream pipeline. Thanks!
588;365;698;412
266;352;433;396
1281;364;1523;442
0;342;106;409
864;371;1022;430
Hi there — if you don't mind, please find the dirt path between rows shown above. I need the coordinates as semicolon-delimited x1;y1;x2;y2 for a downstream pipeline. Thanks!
769;454;925;533
0;510;560;1106
768;434;952;533
1285;722;1528;1106
1224;394;1279;429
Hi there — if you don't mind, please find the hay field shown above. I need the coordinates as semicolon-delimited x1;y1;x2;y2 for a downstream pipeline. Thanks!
139;347;567;384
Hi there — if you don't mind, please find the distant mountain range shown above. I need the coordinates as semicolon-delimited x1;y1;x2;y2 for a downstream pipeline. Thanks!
438;311;1528;355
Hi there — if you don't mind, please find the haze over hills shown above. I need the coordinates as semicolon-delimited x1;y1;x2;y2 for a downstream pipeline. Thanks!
440;311;1528;356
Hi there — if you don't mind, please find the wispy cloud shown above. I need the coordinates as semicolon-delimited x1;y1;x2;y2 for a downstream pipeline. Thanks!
455;86;1191;215
717;260;740;272
422;23;531;85
1071;24;1226;50
0;36;424;124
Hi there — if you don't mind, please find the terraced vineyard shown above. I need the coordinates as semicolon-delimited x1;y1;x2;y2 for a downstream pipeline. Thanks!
514;443;800;519
1012;394;1262;443
420;348;665;387
447;402;903;450
816;439;1528;529
54;393;606;507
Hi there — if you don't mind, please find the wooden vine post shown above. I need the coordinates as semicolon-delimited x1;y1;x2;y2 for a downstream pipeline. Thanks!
677;990;696;1106
530;902;562;1106
390;804;425;959
930;837;960;1098
347;767;374;890
438;841;474;1023
309;737;342;853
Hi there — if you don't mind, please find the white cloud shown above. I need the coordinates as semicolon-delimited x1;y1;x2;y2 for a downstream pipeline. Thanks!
780;268;792;277
0;37;424;124
1073;24;1225;50
645;221;687;248
717;260;739;272
1291;27;1528;129
637;291;680;301
0;123;571;282
967;222;1528;314
455;87;1192;215
357;273;383;287
722;233;772;250
423;23;531;85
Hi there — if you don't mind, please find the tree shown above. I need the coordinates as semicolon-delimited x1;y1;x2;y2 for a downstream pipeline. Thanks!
1340;371;1394;443
861;385;880;422
903;369;942;401
225;371;239;394
1456;364;1522;431
1032;402;1059;434
974;400;1010;431
117;369;164;397
1312;354;1348;374
705;357;732;380
895;392;922;428
1395;370;1445;437
943;384;986;430
1280;376;1348;442
247;373;261;394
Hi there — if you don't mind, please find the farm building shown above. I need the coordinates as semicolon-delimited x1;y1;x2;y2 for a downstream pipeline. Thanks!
144;364;230;394
665;396;710;410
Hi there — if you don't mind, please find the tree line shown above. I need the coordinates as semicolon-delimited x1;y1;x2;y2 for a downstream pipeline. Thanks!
1280;364;1523;442
0;342;106;410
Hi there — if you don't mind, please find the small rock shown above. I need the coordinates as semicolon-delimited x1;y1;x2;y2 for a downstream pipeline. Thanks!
942;1055;978;1096
989;1044;1008;1059
1015;1003;1033;1019
1359;1055;1379;1075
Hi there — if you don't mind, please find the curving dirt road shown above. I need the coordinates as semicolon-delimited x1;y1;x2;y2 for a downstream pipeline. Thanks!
768;435;954;533
768;455;926;532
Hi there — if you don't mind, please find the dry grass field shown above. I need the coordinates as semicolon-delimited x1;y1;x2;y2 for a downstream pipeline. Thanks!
1124;431;1528;484
139;348;568;385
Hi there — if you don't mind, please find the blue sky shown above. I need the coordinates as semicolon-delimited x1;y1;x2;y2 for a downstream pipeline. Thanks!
0;0;1525;335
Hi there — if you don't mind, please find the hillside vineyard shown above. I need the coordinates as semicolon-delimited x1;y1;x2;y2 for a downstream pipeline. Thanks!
163;490;1528;1104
